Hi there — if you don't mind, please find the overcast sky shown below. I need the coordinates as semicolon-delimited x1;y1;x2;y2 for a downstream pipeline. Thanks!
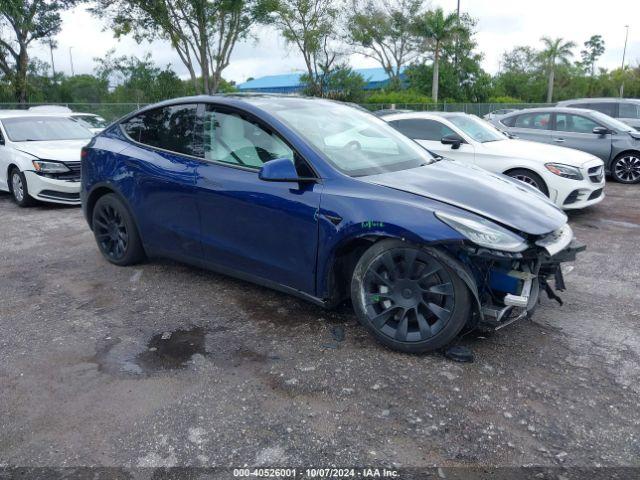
30;0;640;85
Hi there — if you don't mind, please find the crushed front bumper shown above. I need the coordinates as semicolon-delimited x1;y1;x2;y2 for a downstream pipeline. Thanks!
458;236;585;332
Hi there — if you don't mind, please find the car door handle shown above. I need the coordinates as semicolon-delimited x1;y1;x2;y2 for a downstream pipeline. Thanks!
554;138;565;143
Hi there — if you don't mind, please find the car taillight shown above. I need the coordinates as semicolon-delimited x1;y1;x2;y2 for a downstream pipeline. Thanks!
81;147;89;159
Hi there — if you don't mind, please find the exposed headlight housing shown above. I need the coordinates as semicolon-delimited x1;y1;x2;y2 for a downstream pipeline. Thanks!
436;211;528;252
545;163;583;180
32;160;70;173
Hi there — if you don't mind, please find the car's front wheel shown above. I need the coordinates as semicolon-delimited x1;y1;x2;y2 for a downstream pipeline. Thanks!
92;193;145;266
611;153;640;184
506;168;549;196
351;240;471;354
9;168;36;207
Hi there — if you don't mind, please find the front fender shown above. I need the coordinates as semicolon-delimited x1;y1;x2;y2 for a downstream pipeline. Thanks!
315;178;468;300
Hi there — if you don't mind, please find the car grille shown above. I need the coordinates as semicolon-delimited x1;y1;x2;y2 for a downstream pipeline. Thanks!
588;188;603;200
588;165;603;183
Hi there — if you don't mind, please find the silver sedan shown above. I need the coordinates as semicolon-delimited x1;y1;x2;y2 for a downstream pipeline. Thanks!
492;107;640;184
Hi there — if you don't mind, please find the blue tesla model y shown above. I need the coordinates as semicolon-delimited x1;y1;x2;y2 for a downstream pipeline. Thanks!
81;95;583;353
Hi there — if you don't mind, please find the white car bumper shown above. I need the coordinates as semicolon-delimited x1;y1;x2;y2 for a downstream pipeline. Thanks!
23;171;81;205
547;160;605;210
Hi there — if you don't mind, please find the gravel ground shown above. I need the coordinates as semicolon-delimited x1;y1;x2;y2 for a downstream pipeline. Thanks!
0;183;639;474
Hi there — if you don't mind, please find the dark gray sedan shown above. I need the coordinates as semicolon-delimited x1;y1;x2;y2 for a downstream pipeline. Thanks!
493;107;640;184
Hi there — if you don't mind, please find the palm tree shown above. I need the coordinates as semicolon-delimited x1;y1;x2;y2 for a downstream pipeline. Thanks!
539;37;576;103
415;8;460;103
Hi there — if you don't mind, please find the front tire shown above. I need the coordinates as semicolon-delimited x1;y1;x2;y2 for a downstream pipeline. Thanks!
351;240;471;354
611;153;640;184
92;194;145;266
506;168;549;196
9;168;36;207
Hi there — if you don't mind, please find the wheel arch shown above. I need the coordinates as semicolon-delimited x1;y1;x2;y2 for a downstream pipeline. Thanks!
322;232;481;319
502;167;549;194
85;183;141;235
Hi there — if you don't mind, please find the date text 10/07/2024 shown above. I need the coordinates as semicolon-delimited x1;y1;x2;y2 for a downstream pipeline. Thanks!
233;468;400;478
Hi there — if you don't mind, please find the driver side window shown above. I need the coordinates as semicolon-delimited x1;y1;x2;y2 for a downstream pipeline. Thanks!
202;107;294;169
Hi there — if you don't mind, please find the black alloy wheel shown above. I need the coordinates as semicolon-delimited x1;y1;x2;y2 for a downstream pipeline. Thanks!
351;240;470;353
92;194;145;265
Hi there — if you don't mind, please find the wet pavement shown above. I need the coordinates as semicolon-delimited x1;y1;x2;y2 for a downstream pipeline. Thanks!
0;184;639;470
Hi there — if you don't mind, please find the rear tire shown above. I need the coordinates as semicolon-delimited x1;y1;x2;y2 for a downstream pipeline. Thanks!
92;193;145;266
610;152;640;184
9;168;36;207
351;239;471;354
506;168;549;196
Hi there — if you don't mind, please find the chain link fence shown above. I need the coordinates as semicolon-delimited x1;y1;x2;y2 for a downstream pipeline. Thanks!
1;102;552;120
359;103;551;116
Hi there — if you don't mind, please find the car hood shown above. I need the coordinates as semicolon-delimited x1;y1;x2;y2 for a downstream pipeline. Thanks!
363;160;567;236
11;139;89;162
479;139;599;166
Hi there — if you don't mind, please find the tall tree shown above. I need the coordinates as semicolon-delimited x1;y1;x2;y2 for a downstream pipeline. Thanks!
345;0;423;89
413;7;462;102
264;0;340;97
0;0;77;103
93;0;267;94
539;36;575;103
580;35;605;77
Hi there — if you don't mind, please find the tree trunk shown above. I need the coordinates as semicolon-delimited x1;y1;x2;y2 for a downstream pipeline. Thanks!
431;43;440;103
546;68;554;103
15;46;29;104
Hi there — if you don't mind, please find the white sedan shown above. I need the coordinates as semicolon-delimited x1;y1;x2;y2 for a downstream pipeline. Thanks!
0;111;93;206
382;111;605;210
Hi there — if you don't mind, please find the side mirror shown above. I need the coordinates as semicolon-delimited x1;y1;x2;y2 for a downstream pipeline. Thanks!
592;126;610;136
441;134;464;150
258;157;316;183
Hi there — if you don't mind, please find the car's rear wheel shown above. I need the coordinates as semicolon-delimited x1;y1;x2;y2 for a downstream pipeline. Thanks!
611;153;640;184
506;168;549;196
351;240;471;354
92;194;145;266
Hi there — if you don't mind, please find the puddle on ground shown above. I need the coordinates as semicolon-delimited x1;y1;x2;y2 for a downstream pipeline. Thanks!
136;327;208;372
93;326;209;376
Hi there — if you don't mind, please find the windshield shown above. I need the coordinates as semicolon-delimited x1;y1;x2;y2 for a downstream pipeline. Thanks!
448;115;506;143
2;116;93;142
247;98;434;176
590;111;633;132
72;114;107;129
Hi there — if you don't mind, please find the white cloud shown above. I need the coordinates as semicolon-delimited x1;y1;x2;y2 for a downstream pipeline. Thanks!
29;0;640;84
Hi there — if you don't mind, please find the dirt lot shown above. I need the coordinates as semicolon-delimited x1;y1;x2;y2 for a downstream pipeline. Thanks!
0;183;639;474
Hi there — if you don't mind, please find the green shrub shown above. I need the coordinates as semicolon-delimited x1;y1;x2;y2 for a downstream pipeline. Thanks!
487;96;523;104
363;90;432;105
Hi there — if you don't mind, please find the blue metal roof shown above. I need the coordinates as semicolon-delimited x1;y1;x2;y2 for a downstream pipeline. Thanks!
238;67;406;92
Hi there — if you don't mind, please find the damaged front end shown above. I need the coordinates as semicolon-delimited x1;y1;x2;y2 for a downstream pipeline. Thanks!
451;224;585;331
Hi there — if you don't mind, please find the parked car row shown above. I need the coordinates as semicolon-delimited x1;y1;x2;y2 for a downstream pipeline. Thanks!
2;95;628;354
380;111;605;209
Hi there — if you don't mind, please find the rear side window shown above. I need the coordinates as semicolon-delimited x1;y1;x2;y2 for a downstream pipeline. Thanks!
620;103;640;119
581;102;618;117
390;119;456;141
513;112;551;130
122;104;198;156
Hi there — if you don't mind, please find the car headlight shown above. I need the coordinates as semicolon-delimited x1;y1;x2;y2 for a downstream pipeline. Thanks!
545;163;583;180
32;160;70;173
436;211;528;252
